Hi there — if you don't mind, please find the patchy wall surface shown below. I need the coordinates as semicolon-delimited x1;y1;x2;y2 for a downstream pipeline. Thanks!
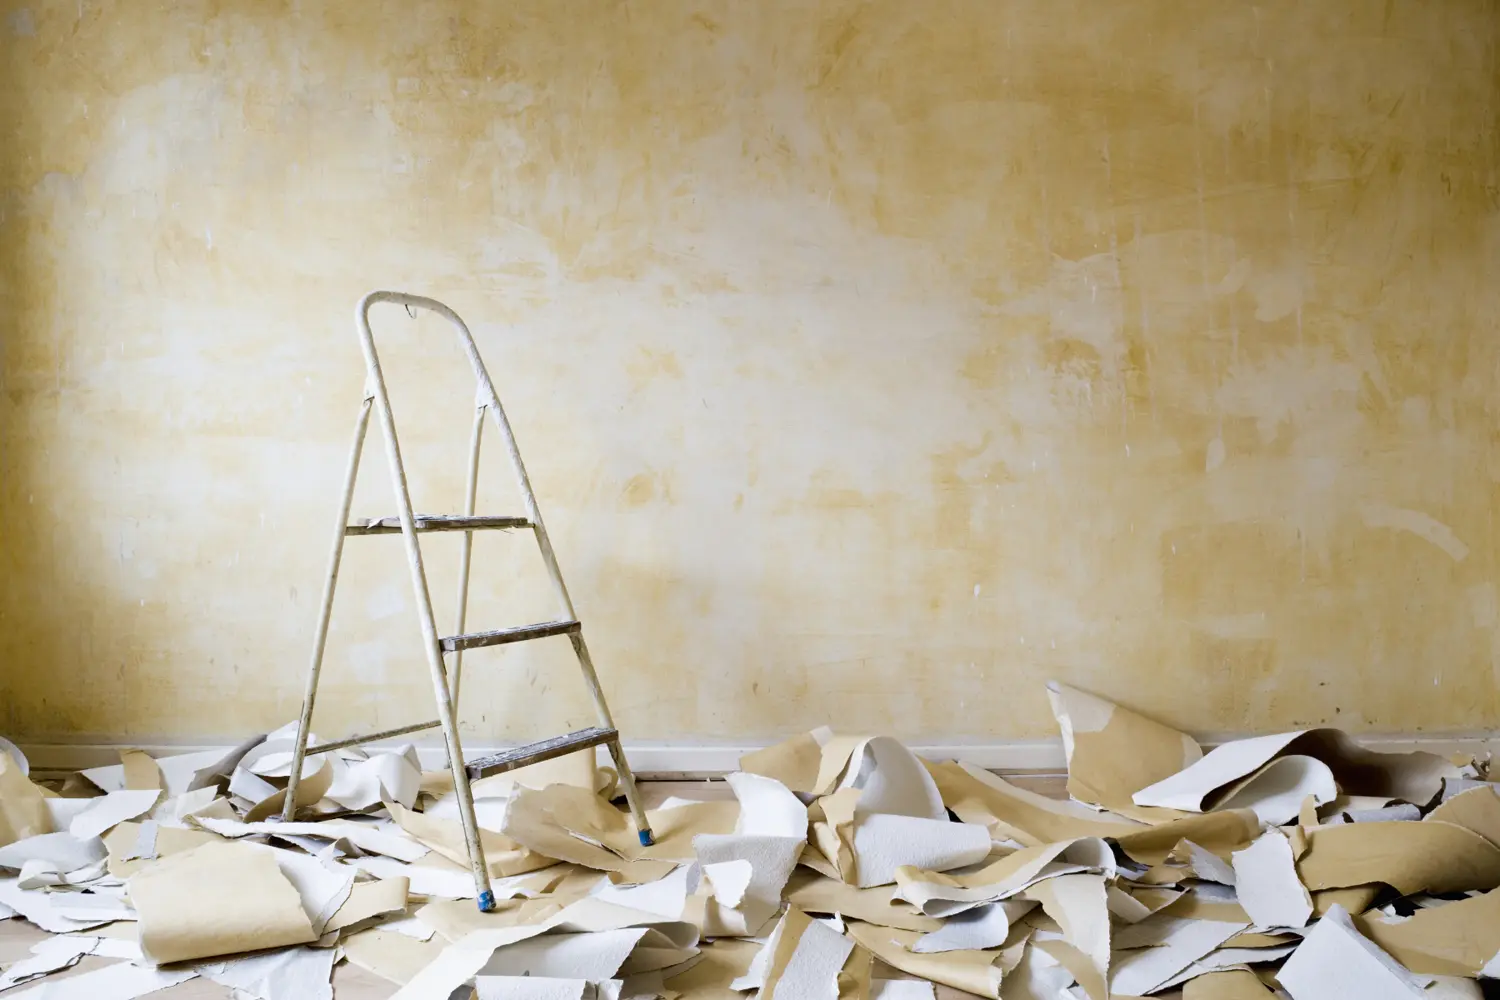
2;1;1498;746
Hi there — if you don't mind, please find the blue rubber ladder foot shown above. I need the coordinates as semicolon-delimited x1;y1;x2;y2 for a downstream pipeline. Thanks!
638;828;655;847
476;889;496;912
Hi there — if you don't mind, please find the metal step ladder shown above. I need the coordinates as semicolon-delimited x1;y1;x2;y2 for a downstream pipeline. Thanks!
281;291;653;910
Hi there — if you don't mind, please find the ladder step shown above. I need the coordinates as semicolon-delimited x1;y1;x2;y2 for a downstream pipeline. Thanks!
305;719;441;755
441;619;580;652
346;514;531;536
465;726;618;780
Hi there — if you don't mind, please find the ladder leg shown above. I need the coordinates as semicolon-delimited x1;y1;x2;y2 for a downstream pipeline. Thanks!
447;405;485;718
284;397;373;822
480;399;653;845
569;632;654;846
356;318;496;910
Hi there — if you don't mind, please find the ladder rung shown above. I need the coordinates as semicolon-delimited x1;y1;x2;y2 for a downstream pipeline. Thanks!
441;619;580;652
345;515;531;536
465;726;618;780
305;719;441;755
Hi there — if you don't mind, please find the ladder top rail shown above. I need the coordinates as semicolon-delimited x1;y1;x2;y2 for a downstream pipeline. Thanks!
356;291;502;411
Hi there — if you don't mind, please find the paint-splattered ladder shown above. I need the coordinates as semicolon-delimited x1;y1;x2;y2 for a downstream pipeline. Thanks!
281;291;653;911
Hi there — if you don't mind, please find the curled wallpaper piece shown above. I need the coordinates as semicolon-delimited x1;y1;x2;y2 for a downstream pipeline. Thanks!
103;821;219;878
393;895;699;1000
324;874;411;932
1133;730;1457;813
1426;786;1500;848
350;854;480;899
692;772;807;935
119;748;162;791
730;772;810;837
1216;756;1338;826
1002;942;1078;1000
702;859;753;907
500;785;641;873
692;838;801;935
662;938;763;995
194;815;429;862
18;856;109;889
127;841;318;963
593;862;694;919
394;799;554;878
200;944;337;1000
912;899;1033;953
739;729;831;794
1232;830;1313;929
0;736;28;775
1111;810;1263;866
1046;681;1202;814
840;737;947;821
0;831;107;873
810;748;990;889
813;735;875;797
1105;884;1182;923
1107;916;1249;997
68;790;162;841
1025;873;1110;1000
324;746;423;811
0;878;119;933
0;935;96;991
1297;820;1500;895
149;787;224;829
342;927;445;985
262;843;357;933
757;906;854;1000
638;800;740;864
784;869;940;932
928;761;1141;847
1157;944;1298;991
1356;886;1500;976
3;959;198;999
244;755;335;823
479;927;648;980
848;814;991;889
845;921;1013;999
47;890;137;924
1276;904;1429;1000
84;748;231;797
894;838;1113;918
1173;840;1237;885
0;754;49;851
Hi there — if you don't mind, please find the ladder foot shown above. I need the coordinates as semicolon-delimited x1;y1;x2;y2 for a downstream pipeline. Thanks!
476;890;496;913
638;828;655;847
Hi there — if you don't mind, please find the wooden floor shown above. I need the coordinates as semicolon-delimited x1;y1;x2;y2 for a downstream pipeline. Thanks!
0;775;1068;998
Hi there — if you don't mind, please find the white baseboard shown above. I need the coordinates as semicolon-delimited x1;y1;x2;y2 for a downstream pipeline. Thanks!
17;733;1498;778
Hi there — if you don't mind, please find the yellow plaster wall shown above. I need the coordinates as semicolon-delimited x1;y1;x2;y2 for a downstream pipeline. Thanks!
2;1;1498;745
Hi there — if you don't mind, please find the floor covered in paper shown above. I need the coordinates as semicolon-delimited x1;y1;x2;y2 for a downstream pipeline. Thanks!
1;681;1496;999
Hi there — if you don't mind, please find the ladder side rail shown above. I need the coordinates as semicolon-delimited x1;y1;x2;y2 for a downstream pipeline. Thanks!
282;395;373;821
354;293;496;908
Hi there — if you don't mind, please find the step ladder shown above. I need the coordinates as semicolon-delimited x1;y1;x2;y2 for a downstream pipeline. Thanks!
281;291;653;911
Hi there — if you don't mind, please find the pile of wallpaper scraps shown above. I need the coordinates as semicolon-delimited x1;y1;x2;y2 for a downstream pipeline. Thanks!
0;682;1497;999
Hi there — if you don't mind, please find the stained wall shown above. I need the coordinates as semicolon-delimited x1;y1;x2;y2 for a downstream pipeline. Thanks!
2;1;1498;745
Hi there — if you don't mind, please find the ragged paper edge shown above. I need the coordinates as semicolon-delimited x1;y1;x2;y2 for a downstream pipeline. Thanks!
126;840;319;964
1276;904;1432;1000
1231;830;1312;930
1045;681;1202;813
